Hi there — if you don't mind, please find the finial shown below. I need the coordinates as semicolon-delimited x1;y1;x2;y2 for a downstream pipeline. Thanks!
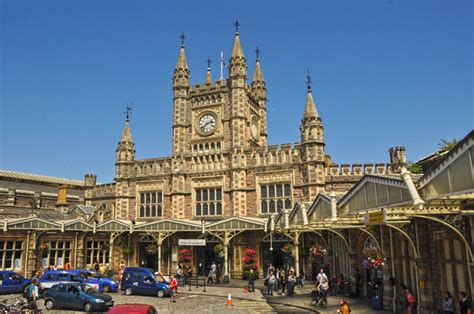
179;33;186;48
206;57;212;70
124;104;132;122
234;19;240;33
255;47;260;61
305;70;312;91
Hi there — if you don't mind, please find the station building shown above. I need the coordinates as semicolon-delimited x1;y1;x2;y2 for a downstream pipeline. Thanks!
0;28;472;313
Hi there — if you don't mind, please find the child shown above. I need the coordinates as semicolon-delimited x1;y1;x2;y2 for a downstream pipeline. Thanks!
170;274;178;302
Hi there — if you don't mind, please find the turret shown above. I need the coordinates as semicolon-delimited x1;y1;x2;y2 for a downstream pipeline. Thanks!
300;72;323;144
173;33;190;89
115;108;135;178
228;20;247;80
251;47;267;146
172;34;191;155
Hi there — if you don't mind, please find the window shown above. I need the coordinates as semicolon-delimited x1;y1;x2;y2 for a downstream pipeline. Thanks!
0;240;23;269
86;240;110;266
195;187;223;216
57;273;68;281
260;183;292;214
41;241;71;268
138;191;163;218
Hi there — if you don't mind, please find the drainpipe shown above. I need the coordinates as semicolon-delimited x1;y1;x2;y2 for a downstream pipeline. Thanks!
400;167;424;210
330;191;338;222
74;232;78;268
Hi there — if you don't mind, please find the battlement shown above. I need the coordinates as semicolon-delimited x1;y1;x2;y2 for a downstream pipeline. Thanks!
190;79;227;94
325;163;398;177
89;182;116;197
131;158;171;177
252;143;302;166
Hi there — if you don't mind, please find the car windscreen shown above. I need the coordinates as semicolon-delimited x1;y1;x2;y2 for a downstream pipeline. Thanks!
77;285;98;294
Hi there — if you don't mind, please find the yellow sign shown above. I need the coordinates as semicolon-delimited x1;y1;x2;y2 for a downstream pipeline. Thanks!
364;209;386;225
57;185;67;204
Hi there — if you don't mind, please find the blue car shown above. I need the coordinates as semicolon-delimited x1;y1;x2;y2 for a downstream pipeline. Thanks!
44;282;114;312
40;270;100;292
121;267;170;297
0;271;31;294
78;270;118;293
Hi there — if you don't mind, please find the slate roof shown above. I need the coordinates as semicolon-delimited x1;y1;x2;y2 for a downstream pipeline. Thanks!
0;169;84;187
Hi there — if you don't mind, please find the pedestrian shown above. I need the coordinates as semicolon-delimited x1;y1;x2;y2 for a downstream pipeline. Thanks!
458;291;472;314
403;285;416;314
318;277;329;305
31;271;40;285
443;291;455;314
339;273;345;296
266;271;276;296
211;261;217;283
299;270;305;288
316;268;327;284
330;272;339;296
354;269;361;297
170;274;178;302
93;260;100;272
118;262;125;290
275;268;281;291
280;271;287;295
337;298;351;314
100;263;107;274
248;269;255;292
287;271;296;296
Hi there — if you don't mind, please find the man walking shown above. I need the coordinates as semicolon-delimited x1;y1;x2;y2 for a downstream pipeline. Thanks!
170;274;178;302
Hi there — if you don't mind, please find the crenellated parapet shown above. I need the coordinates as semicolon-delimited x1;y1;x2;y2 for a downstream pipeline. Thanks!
130;158;172;177
326;163;398;177
251;143;302;167
87;182;116;198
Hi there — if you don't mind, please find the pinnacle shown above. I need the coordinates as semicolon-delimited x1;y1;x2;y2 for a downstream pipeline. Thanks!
303;90;319;120
231;33;245;58
175;46;188;70
120;119;134;144
205;69;212;85
252;59;264;82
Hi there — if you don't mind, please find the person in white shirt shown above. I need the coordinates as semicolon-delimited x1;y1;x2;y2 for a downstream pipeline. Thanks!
316;268;328;284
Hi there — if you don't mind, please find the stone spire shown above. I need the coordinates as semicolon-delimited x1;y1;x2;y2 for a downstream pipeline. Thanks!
228;19;247;78
251;47;266;100
173;33;190;88
302;72;319;120
205;57;212;85
116;106;135;163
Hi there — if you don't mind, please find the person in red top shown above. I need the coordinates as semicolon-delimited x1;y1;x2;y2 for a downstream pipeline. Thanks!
170;274;178;302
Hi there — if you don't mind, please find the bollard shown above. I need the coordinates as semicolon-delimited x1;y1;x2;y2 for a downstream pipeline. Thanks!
203;280;206;292
188;281;192;291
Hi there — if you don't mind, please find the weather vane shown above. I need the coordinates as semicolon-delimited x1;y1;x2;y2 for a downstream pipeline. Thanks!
305;70;312;90
125;104;132;121
206;57;212;69
234;19;240;33
255;47;260;61
180;33;186;47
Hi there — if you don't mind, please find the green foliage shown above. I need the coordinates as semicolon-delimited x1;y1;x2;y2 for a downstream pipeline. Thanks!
407;162;422;174
438;138;460;151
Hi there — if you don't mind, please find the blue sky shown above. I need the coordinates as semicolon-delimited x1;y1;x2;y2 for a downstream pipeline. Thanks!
1;0;472;183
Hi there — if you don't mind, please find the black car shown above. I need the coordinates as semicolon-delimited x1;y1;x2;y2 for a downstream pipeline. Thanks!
44;282;114;312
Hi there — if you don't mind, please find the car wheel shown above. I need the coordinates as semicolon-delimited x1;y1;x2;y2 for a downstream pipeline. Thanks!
45;299;54;310
84;302;94;312
125;287;133;296
157;289;165;298
103;284;111;293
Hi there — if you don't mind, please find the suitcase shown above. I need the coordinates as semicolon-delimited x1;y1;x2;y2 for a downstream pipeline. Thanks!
371;296;383;310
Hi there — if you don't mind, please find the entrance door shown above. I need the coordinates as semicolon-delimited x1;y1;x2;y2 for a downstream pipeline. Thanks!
195;246;218;277
262;232;293;275
138;236;157;271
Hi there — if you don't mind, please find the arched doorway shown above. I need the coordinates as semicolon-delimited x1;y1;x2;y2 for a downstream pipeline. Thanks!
138;235;157;271
361;236;383;298
195;233;221;277
262;232;293;274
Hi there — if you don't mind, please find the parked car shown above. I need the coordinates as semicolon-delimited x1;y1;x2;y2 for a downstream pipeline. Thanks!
77;269;118;292
44;282;114;312
0;271;31;294
108;304;157;314
39;270;100;292
121;267;170;297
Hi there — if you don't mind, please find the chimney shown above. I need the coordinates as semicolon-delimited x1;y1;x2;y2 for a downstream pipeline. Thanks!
56;185;69;213
388;146;407;166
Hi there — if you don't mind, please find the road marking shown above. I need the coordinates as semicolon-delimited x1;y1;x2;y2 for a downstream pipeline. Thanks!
180;295;199;300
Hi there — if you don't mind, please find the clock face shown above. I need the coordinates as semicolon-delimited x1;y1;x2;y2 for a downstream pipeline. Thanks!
251;116;259;140
198;113;216;135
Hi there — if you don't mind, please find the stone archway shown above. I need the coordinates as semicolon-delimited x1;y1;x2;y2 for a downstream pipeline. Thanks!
138;234;158;271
